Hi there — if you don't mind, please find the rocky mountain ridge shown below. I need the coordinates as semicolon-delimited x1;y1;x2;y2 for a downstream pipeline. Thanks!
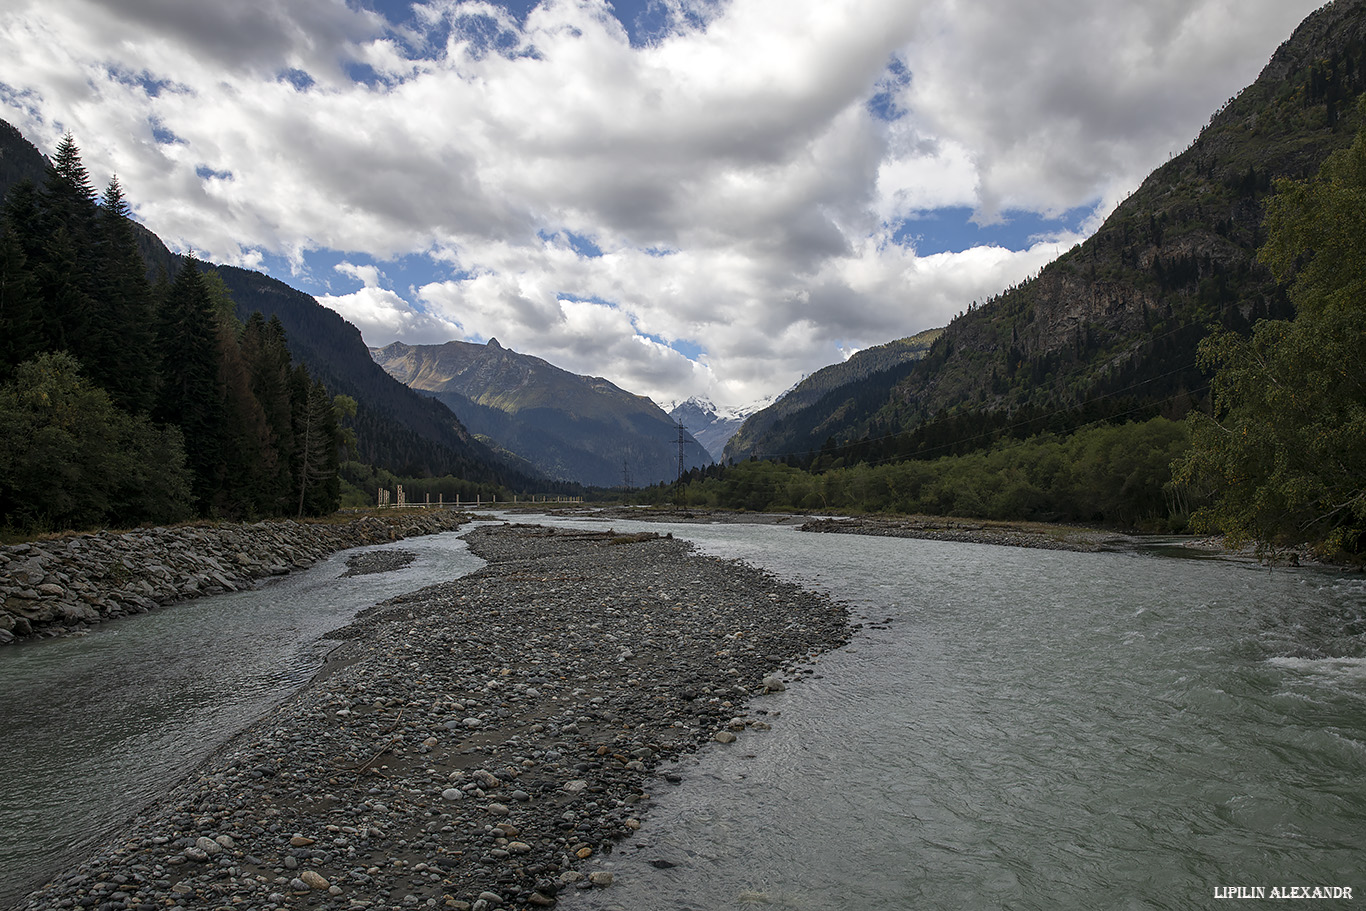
668;395;774;461
726;0;1366;461
372;339;711;487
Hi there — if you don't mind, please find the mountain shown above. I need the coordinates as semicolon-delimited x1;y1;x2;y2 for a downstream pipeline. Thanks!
213;268;537;485
0;120;48;197
727;0;1366;463
371;339;712;487
669;396;775;461
1;118;534;489
1;122;180;283
723;328;942;460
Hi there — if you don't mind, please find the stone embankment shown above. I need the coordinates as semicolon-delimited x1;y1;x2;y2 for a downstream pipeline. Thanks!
0;511;470;644
14;523;849;911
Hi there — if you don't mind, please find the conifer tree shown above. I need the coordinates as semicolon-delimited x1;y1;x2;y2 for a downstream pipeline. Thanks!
213;318;272;517
154;256;223;513
0;221;38;377
240;312;296;513
96;176;157;413
290;368;341;517
39;134;101;366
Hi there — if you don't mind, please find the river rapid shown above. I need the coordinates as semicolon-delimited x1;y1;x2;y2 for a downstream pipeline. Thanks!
1;517;1363;910
520;516;1366;911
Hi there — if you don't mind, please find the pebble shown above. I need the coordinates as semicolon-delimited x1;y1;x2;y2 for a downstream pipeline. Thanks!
0;513;469;642
11;522;849;910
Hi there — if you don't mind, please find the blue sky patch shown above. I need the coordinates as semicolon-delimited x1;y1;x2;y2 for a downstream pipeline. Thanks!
639;329;704;360
538;229;604;258
278;68;315;91
106;66;178;98
195;165;232;181
149;117;184;145
867;56;909;122
892;203;1097;255
362;0;700;49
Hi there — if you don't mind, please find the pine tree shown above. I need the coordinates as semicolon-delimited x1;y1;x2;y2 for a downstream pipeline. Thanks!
291;369;341;517
0;221;38;378
154;256;223;514
95;176;157;413
39;134;102;368
240;312;296;514
212;318;272;518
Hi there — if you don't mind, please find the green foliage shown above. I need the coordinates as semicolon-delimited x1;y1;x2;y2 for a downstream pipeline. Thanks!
0;352;193;530
154;255;224;511
1177;110;1366;555
649;418;1191;530
0;138;353;530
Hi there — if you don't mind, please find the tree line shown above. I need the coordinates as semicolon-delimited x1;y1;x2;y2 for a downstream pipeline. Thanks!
1176;102;1366;558
640;417;1193;531
0;136;349;531
646;106;1366;559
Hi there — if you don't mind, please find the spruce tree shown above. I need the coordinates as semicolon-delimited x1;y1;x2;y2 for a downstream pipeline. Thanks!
240;312;295;514
154;256;223;513
96;177;157;413
39;134;102;369
0;221;38;377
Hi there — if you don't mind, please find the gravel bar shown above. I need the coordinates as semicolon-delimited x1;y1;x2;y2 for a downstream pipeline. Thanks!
13;522;849;911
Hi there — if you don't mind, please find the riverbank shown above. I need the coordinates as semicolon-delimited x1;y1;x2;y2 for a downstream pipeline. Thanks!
0;510;470;643
796;514;1132;551
11;522;849;911
520;505;1131;552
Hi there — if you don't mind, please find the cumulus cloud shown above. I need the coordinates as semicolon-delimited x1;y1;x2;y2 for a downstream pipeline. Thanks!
0;0;1325;406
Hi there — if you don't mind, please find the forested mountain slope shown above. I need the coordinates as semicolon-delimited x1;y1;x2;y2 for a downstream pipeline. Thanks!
213;268;526;484
373;339;710;487
1;118;533;489
730;0;1366;462
723;329;940;461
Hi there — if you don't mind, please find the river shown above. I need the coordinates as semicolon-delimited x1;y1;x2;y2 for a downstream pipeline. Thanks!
521;516;1366;911
0;531;484;908
1;517;1363;910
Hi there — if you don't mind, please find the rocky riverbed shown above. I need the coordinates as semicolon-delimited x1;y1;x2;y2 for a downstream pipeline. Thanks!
11;522;849;911
0;511;469;643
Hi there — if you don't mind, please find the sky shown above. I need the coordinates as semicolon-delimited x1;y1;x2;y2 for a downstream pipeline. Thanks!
0;0;1325;410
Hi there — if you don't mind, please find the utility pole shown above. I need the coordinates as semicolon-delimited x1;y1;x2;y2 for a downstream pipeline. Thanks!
677;419;686;484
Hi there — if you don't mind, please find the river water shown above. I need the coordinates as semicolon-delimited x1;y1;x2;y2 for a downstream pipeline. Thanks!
0;531;484;908
518;516;1366;911
2;518;1363;910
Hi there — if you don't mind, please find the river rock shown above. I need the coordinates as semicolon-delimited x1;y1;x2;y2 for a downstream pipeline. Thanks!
299;870;329;890
0;511;471;642
9;522;850;911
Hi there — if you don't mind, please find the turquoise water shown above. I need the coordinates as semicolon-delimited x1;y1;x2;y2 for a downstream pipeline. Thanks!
0;531;484;907
2;518;1362;910
519;518;1366;911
